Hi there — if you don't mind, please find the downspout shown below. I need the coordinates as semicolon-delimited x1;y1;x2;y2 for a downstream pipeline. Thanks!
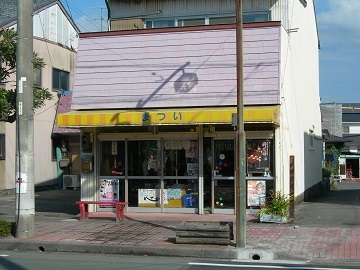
56;147;63;188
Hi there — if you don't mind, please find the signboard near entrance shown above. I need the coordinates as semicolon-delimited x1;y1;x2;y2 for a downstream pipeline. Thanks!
247;180;266;207
138;189;168;206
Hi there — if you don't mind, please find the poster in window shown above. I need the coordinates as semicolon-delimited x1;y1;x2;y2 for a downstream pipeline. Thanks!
99;179;119;207
247;180;266;206
186;163;198;176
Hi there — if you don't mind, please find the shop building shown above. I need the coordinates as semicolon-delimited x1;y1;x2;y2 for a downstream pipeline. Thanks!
57;0;322;214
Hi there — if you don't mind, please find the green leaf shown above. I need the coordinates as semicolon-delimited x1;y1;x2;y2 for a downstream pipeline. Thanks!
0;28;53;123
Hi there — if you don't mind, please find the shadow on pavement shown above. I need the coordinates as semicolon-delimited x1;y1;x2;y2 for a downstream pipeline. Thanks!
306;181;360;206
294;181;360;227
35;188;80;215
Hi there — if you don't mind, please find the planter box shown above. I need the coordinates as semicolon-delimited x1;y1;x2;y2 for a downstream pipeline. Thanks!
260;214;287;223
175;221;233;245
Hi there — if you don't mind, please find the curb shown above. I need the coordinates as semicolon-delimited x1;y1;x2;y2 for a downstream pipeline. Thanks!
0;238;309;263
0;239;237;259
0;238;326;265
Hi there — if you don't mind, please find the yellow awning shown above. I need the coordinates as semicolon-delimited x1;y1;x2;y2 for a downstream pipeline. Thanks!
57;105;280;127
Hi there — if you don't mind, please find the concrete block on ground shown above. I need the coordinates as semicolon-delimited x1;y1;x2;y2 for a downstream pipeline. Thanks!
175;221;233;245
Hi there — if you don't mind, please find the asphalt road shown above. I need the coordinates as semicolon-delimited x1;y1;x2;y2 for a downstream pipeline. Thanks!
1;251;360;270
294;181;360;227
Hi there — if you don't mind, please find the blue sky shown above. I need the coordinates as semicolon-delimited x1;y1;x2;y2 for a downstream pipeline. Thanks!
315;0;360;103
61;0;360;104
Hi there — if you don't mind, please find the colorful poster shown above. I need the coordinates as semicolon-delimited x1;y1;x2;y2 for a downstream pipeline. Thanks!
247;180;266;206
99;179;119;202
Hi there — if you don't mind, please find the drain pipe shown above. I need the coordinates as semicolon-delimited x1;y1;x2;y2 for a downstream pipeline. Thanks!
56;147;63;188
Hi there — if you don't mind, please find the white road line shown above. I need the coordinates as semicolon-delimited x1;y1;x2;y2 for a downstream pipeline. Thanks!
188;262;286;268
0;255;9;257
188;262;356;270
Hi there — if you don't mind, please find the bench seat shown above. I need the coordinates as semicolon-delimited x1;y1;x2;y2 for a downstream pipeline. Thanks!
76;201;128;222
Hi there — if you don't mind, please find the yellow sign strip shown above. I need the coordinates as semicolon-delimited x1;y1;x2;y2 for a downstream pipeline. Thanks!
57;106;279;127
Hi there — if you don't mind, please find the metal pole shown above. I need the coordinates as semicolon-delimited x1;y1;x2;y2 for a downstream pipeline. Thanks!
96;7;106;31
235;0;246;248
15;0;35;238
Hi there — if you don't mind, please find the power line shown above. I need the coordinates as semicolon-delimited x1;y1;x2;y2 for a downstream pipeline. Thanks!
64;0;73;22
60;1;104;32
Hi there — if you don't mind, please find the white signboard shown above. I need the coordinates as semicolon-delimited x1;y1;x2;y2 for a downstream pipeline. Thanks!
138;189;168;205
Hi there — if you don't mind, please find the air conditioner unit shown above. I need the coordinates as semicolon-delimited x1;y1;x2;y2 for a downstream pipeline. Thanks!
63;175;80;188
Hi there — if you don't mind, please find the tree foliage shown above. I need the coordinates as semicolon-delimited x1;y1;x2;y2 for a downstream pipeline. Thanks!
324;143;344;176
0;28;53;123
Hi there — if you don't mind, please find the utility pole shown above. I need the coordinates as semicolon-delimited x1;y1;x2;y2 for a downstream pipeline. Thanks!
235;0;246;248
96;6;106;31
15;0;35;238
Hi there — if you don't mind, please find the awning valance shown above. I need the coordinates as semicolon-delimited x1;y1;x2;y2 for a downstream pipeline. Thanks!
57;105;280;128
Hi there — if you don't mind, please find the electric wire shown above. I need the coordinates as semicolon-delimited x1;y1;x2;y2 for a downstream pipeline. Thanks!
61;0;81;45
37;14;53;68
60;0;103;32
34;102;57;116
64;0;73;23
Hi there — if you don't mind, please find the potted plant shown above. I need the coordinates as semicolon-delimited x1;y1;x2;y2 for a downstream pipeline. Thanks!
259;190;292;223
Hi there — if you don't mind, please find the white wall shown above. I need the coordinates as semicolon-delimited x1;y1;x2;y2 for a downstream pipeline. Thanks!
11;3;79;50
277;0;322;197
34;4;78;50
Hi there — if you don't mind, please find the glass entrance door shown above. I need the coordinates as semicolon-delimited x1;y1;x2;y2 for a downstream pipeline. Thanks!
213;139;235;213
203;138;235;214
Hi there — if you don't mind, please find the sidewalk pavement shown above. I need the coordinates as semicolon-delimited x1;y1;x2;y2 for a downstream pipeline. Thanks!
1;182;360;266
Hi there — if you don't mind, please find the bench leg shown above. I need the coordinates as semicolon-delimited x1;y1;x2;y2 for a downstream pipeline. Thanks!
116;204;125;221
78;204;85;221
78;204;88;221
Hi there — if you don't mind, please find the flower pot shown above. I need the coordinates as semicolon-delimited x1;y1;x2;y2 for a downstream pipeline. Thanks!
259;214;287;223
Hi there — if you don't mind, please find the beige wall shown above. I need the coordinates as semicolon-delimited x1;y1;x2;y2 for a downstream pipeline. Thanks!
0;38;77;190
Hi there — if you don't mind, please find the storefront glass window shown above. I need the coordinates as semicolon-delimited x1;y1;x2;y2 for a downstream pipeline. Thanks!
245;139;274;209
127;140;161;208
246;140;272;176
129;179;161;207
163;179;198;208
100;141;125;176
128;140;161;176
163;140;198;177
163;139;198;208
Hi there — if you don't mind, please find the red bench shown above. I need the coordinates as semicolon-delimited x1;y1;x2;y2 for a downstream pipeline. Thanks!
76;201;128;222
